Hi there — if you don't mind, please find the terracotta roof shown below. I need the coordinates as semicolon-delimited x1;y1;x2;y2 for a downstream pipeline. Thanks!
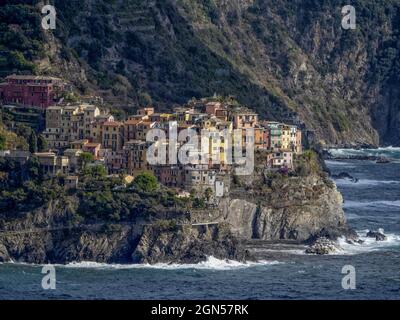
102;121;122;126
84;143;101;148
124;119;143;125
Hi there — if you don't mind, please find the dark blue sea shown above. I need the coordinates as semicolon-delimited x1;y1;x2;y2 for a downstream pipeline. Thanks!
1;148;399;300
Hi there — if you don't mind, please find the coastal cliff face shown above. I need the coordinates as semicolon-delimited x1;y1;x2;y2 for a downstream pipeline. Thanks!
132;223;251;264
226;175;349;241
0;152;354;264
0;199;137;264
0;199;250;264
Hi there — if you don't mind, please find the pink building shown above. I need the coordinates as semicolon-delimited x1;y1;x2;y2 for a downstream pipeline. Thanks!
0;74;65;109
83;143;101;159
266;151;293;170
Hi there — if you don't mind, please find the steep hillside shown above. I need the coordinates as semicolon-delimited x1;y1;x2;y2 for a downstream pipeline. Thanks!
1;0;400;146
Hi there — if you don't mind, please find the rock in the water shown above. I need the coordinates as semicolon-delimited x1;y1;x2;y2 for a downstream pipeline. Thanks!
305;237;341;255
366;230;387;241
376;157;391;164
331;172;358;183
346;239;365;245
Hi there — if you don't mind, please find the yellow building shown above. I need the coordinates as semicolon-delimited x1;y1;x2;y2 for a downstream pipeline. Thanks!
44;104;112;149
281;125;291;150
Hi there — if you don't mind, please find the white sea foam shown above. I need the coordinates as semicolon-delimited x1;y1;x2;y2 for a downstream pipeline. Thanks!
324;160;354;167
252;247;307;255
329;147;400;159
334;179;400;187
61;256;280;271
334;230;400;255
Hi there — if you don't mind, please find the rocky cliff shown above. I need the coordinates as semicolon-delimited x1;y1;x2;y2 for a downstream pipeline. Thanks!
2;0;400;146
226;175;352;242
0;173;350;264
0;151;355;264
0;198;250;264
132;223;251;264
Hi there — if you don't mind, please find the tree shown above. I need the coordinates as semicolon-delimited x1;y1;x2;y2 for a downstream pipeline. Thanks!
116;59;125;75
15;124;32;140
37;134;48;152
193;197;206;209
138;91;152;106
79;152;94;169
204;187;213;201
84;164;107;178
0;133;6;151
133;172;158;192
28;131;37;153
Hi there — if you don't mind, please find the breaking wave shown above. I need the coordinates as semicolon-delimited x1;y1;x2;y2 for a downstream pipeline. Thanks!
62;256;280;271
335;230;400;255
324;160;355;167
329;147;400;160
334;179;400;187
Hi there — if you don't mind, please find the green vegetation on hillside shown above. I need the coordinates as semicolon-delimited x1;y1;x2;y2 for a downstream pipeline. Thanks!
1;0;400;145
0;2;44;76
0;124;29;151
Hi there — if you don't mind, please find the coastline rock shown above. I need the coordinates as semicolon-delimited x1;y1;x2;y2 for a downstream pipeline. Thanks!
132;223;252;264
376;157;391;164
305;237;341;255
0;200;253;264
345;238;365;245
0;153;355;264
331;172;359;183
306;227;359;243
226;174;354;242
366;230;387;241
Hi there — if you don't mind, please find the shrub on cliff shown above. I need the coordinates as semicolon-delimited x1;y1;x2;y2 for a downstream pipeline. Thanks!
153;219;178;232
294;150;323;176
0;134;5;151
79;152;95;169
132;172;158;193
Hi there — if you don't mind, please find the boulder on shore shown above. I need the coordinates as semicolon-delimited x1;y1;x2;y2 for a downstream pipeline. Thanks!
305;237;342;255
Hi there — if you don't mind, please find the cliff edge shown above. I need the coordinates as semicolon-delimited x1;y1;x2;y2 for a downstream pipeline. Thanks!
0;151;354;264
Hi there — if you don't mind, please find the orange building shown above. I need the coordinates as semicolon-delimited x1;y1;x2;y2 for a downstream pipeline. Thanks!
230;109;258;129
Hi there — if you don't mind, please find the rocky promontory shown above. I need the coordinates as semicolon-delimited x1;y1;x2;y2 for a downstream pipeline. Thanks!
223;151;355;243
0;151;355;264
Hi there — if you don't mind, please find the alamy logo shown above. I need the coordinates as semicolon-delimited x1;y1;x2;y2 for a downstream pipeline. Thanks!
41;5;56;30
342;5;356;30
41;265;56;290
146;122;255;175
341;265;356;290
